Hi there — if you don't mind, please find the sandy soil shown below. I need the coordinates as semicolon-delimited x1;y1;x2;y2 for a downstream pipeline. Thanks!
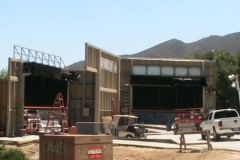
6;143;240;160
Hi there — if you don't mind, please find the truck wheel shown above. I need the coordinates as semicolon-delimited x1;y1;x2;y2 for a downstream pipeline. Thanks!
126;135;133;138
227;134;233;139
174;130;178;135
201;134;206;140
200;128;206;140
213;127;220;141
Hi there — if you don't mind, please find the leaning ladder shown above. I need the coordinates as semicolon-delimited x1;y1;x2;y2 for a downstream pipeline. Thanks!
44;93;69;134
124;86;130;125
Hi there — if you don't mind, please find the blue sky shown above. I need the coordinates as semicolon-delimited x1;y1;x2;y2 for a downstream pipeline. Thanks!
1;0;240;69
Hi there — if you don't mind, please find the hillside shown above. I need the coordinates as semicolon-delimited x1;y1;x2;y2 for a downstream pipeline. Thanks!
68;32;240;70
128;32;240;58
67;60;85;70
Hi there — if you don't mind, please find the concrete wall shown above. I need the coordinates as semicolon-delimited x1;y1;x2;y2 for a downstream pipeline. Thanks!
120;58;216;122
0;80;8;134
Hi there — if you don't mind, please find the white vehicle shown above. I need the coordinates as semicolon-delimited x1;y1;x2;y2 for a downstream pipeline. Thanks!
112;115;148;138
200;109;240;141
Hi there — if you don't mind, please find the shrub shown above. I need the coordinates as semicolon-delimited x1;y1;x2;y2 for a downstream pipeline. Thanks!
0;142;29;160
0;148;29;160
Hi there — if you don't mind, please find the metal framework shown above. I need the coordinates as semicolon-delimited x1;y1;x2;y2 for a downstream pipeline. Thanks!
13;45;66;68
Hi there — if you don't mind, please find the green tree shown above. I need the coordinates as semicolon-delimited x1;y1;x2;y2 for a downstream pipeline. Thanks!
236;51;240;74
191;51;239;109
0;67;8;79
215;51;238;109
189;51;215;61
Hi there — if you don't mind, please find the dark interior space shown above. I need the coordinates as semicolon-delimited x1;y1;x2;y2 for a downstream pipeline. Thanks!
23;62;80;82
25;75;67;107
131;75;204;110
23;62;61;78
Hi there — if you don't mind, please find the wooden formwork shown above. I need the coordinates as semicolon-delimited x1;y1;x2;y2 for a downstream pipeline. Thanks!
202;61;216;113
68;71;96;126
68;43;121;124
0;80;7;131
6;58;23;136
85;43;120;123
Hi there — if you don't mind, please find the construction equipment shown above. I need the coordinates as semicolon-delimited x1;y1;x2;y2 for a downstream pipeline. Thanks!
173;108;203;135
44;93;69;134
23;109;42;134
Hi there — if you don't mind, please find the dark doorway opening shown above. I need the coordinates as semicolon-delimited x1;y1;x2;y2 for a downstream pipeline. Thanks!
131;75;204;111
24;75;68;107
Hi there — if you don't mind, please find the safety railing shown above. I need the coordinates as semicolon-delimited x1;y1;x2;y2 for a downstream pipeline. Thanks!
75;122;118;137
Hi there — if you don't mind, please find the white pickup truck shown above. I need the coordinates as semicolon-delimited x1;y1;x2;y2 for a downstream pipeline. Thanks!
200;108;240;141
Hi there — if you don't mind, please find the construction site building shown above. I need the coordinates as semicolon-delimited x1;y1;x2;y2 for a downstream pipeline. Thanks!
0;43;216;136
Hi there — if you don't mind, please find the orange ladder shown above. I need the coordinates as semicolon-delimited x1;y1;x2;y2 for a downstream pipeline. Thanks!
44;93;69;134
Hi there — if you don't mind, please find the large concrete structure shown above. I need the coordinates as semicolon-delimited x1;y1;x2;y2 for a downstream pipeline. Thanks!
68;43;216;125
119;57;215;124
0;43;216;136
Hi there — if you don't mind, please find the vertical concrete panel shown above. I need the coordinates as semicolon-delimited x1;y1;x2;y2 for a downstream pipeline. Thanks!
85;43;120;122
7;58;22;136
0;80;7;130
69;70;96;124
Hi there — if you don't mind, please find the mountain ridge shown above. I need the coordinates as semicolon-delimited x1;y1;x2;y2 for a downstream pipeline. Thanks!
68;32;240;70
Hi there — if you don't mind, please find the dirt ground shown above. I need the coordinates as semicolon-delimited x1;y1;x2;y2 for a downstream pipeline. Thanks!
7;143;240;160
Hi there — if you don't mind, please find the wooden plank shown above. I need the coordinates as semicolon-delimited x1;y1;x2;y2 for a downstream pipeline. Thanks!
100;87;117;93
185;143;210;145
9;76;18;82
86;67;98;73
180;131;207;134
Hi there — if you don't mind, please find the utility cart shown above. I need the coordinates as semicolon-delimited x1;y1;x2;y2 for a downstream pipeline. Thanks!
173;108;203;135
112;115;148;138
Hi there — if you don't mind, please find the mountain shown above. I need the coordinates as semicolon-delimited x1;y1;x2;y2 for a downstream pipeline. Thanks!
68;32;240;70
126;39;190;58
67;60;85;70
128;32;240;58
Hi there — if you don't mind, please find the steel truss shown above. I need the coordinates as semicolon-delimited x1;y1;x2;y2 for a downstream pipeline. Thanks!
13;45;66;68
